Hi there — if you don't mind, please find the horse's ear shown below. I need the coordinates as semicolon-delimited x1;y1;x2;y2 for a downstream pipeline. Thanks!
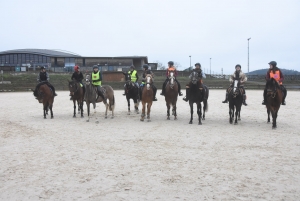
122;72;126;75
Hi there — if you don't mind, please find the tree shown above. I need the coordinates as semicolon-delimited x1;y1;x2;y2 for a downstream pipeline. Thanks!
154;60;166;70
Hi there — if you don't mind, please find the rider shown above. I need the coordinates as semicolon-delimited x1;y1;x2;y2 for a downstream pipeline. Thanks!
70;65;85;100
262;61;287;105
91;66;107;104
140;64;157;101
123;65;139;95
222;64;248;106
160;61;183;96
183;63;205;102
35;66;57;97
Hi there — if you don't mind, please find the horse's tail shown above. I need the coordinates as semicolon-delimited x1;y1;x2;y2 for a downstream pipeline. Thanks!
109;95;115;111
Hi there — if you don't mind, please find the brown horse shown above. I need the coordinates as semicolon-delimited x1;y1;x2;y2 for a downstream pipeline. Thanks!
265;78;283;129
140;74;154;122
164;71;178;120
33;84;54;119
68;80;84;118
85;74;115;119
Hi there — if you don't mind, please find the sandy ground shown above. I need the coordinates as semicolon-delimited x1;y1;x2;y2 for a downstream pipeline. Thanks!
0;90;300;200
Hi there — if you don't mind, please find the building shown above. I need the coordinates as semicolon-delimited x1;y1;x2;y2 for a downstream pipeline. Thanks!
0;49;157;72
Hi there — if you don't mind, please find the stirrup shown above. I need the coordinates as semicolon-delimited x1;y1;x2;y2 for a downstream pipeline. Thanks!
243;102;247;106
262;100;266;105
160;92;164;96
222;100;228;103
179;92;183;96
282;101;286;105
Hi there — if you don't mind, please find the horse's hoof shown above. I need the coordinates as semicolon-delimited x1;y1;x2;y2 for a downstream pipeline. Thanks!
140;119;144;121
73;116;76;118
105;116;107;119
81;116;84;118
147;119;151;122
51;116;54;119
189;121;192;124
198;122;202;125
127;112;130;115
111;116;114;119
86;119;89;122
174;117;177;120
44;117;46;119
272;126;277;129
167;117;170;120
238;118;241;121
230;121;233;124
234;122;238;125
136;112;139;114
202;117;205;120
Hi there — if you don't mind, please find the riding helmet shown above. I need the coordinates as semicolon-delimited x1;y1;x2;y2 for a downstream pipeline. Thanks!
168;61;174;66
268;61;277;67
195;63;201;67
130;65;135;69
93;66;98;70
235;64;241;68
143;64;149;69
40;66;45;70
74;65;80;71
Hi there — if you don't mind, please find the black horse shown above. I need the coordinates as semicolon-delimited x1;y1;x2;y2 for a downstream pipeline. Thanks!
123;72;140;115
187;71;208;125
228;80;243;124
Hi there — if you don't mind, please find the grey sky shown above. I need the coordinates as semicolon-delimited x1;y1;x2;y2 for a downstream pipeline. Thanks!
1;0;299;73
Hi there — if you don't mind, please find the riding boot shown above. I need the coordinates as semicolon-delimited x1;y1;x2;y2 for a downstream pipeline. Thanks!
222;93;228;103
176;80;183;96
160;80;167;96
281;85;287;105
98;90;107;104
262;89;267;105
183;87;189;102
153;86;157;101
243;94;247;106
123;86;126;96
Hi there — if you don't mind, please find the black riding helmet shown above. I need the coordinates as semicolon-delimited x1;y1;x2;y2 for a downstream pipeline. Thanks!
168;61;174;66
40;66;45;70
93;66;98;70
143;64;149;69
235;64;241;68
195;63;201;67
130;65;135;69
268;61;277;67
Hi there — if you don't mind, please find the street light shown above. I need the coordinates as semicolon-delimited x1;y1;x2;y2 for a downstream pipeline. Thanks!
189;55;191;71
247;38;251;73
210;58;211;75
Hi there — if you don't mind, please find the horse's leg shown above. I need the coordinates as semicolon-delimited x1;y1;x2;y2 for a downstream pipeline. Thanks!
229;105;233;124
173;102;177;120
77;101;80;114
267;107;270;123
105;103;108;119
147;102;152;122
133;97;138;114
234;106;239;124
80;101;84;118
202;100;206;120
73;100;76;117
49;102;53;119
140;102;145;121
127;97;130;115
197;102;202;125
43;104;47;119
272;109;277;129
189;102;193;124
166;102;170;120
86;101;90;122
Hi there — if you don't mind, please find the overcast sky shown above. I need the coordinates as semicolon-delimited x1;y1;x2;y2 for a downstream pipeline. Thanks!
1;0;299;73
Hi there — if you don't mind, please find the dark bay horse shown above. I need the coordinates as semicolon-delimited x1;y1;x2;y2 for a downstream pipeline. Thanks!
68;80;84;118
164;71;178;120
123;72;140;115
140;74;154;122
187;71;208;125
85;74;115;119
228;80;243;124
33;84;54;119
266;78;283;129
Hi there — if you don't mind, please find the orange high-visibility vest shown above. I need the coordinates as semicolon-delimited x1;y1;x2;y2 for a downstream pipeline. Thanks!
167;67;176;76
270;70;282;85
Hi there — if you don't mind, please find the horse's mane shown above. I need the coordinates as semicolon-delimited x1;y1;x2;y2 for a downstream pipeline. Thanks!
266;78;280;89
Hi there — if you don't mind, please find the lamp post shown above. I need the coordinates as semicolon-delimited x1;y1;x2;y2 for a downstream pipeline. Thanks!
210;58;211;76
189;55;191;71
247;38;251;73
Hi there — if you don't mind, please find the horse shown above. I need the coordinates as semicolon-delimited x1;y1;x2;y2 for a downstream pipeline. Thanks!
33;83;54;119
123;72;140;115
68;79;84;118
140;74;154;122
228;79;243;124
85;74;115;119
164;71;178;120
187;71;208;125
265;78;283;129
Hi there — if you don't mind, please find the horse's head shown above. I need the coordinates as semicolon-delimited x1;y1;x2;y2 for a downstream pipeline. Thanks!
145;74;153;90
68;80;78;95
123;72;131;82
266;78;280;98
85;74;91;86
190;71;199;85
168;71;175;86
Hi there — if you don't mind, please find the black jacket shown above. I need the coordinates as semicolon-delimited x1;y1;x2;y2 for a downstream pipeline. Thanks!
71;72;83;82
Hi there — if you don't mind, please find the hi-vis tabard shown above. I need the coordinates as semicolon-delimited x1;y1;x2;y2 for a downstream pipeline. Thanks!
92;71;101;86
129;70;137;82
270;70;282;85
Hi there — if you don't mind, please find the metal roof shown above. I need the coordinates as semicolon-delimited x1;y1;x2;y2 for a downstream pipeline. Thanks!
0;49;81;57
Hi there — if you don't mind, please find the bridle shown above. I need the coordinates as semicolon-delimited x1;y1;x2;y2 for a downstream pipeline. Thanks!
69;80;79;95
